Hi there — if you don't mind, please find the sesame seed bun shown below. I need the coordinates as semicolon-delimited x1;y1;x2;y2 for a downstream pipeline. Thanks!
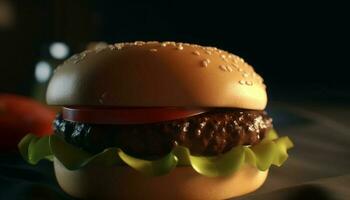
54;158;268;200
46;41;267;110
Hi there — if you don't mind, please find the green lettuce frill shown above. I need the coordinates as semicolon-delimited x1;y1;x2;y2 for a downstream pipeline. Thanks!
18;129;293;177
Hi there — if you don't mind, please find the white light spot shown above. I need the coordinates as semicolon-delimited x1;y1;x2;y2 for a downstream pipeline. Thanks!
49;42;70;59
35;61;52;83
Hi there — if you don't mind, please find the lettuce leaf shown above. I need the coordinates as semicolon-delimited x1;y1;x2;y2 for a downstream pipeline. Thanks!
18;129;293;177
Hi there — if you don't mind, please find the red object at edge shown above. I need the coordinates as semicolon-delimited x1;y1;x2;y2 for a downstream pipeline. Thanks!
0;94;55;151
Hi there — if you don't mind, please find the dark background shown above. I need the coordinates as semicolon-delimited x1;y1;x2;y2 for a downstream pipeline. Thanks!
1;2;350;199
0;0;349;101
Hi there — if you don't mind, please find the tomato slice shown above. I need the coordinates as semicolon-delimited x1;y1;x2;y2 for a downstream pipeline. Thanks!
62;107;208;124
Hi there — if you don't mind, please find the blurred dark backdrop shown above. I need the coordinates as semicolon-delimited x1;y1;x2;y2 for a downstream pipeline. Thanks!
0;0;349;103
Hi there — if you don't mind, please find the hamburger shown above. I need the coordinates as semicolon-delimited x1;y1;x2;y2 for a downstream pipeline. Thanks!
19;41;293;199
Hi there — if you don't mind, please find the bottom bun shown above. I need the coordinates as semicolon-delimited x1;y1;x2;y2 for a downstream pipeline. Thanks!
54;158;268;200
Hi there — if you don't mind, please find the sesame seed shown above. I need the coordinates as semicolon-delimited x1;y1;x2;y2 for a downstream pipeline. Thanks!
222;57;229;62
232;63;239;69
71;54;78;59
134;41;145;45
149;48;158;52
205;50;212;55
167;42;176;46
201;59;210;67
86;49;94;53
201;61;208;67
80;52;87;58
219;65;226;71
192;51;200;56
161;43;167;47
95;47;105;53
176;45;184;50
147;41;158;44
73;59;80;64
239;80;245;85
108;45;116;50
242;72;249;77
114;44;123;50
245;81;253;86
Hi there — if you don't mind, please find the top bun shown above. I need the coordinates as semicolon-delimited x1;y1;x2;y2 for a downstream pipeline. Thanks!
46;41;267;110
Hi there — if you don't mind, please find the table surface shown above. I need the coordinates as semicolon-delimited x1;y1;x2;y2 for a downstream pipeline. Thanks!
1;102;349;200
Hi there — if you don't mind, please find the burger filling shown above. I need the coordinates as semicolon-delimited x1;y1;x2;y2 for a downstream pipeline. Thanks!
53;109;272;158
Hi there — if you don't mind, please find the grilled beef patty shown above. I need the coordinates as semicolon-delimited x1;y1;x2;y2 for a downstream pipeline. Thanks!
53;109;273;158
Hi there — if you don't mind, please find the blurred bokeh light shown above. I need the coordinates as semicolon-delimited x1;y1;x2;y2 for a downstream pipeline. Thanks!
34;61;52;83
49;42;70;59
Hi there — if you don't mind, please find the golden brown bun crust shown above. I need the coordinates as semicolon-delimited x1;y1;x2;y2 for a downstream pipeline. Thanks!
54;158;268;200
47;41;267;109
